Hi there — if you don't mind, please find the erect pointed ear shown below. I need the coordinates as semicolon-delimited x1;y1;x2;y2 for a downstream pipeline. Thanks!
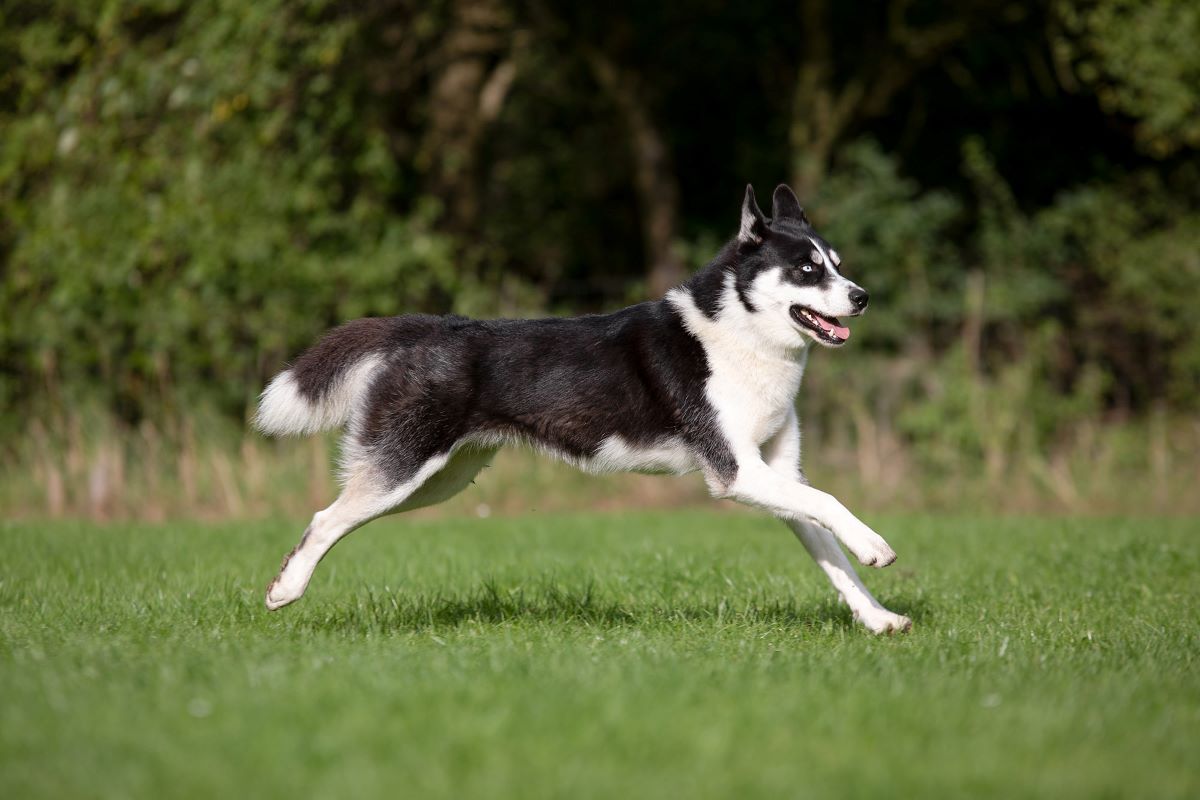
771;184;809;225
739;184;767;244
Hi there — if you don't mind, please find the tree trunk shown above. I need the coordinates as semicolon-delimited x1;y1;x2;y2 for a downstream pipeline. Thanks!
789;0;975;200
421;0;517;230
790;0;834;198
587;52;686;298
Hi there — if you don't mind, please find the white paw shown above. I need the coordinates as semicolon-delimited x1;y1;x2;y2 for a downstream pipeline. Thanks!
264;577;302;610
849;531;897;568
264;551;308;611
855;608;912;635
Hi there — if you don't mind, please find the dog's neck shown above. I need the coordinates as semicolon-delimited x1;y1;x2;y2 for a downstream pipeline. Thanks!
667;275;809;378
669;253;811;362
667;276;808;447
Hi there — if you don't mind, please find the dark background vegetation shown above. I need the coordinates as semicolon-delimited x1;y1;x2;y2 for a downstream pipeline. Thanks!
1;0;1198;517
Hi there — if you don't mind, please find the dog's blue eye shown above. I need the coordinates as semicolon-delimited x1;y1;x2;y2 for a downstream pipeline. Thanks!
800;264;814;273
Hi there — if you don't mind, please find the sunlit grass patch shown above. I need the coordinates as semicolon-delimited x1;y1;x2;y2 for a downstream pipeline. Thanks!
1;512;1197;798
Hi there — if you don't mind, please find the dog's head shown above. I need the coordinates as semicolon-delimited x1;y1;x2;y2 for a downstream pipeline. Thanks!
732;184;868;349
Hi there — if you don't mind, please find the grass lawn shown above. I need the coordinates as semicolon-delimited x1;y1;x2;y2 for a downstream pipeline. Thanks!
1;510;1197;798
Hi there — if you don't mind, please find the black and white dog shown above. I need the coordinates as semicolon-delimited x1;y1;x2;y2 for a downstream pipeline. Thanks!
255;184;911;633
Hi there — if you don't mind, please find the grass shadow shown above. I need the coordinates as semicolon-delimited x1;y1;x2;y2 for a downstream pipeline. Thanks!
285;578;934;636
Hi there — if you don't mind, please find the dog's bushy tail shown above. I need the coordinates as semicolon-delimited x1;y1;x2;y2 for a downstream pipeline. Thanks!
254;318;392;437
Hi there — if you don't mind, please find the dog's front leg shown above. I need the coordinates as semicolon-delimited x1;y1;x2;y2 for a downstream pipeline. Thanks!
789;521;912;633
757;415;911;633
719;454;898;568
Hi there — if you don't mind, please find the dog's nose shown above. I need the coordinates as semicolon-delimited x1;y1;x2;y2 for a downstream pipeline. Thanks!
849;287;869;310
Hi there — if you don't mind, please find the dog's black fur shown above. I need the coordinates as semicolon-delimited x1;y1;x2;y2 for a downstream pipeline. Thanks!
289;304;739;488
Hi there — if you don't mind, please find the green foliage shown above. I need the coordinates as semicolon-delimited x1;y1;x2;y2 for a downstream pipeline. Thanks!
1032;174;1200;405
960;137;1200;407
1059;0;1200;155
1;0;1199;446
895;334;1109;475
794;137;1197;486
0;0;459;421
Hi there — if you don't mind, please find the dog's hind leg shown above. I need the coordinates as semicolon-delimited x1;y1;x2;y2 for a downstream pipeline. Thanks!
264;461;439;611
761;411;911;634
265;445;497;610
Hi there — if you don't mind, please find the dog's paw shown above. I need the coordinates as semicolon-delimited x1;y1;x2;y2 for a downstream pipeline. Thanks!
264;548;307;611
856;608;912;635
264;561;306;610
264;578;301;611
850;533;897;568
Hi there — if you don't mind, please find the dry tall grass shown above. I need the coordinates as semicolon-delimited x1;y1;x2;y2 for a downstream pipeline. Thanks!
3;408;1196;521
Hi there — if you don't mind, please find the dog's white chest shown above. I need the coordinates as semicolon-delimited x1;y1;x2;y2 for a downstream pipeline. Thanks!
667;286;808;449
705;352;804;445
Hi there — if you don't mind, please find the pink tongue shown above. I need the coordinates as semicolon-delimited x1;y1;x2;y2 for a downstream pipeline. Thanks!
814;314;851;340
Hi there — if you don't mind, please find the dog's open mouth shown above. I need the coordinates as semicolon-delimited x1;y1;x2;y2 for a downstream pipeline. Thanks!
790;305;851;345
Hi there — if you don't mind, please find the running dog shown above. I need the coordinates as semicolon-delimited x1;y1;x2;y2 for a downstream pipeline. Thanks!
255;184;911;633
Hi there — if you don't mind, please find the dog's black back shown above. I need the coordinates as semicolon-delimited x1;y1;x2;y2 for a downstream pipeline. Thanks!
281;302;737;486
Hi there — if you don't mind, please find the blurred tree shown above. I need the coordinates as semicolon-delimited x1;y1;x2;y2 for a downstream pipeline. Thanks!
419;0;523;230
787;0;1028;197
1056;0;1200;156
0;0;1198;435
0;0;458;422
584;49;686;298
522;1;687;298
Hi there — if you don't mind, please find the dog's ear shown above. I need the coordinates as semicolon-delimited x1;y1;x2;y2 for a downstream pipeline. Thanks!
771;184;809;225
739;185;768;244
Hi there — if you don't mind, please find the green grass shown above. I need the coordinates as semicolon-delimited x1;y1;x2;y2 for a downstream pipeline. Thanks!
1;511;1198;798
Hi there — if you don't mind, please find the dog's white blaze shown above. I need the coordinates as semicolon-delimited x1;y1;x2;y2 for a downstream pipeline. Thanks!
255;355;383;437
807;238;849;281
806;235;834;271
810;273;860;318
